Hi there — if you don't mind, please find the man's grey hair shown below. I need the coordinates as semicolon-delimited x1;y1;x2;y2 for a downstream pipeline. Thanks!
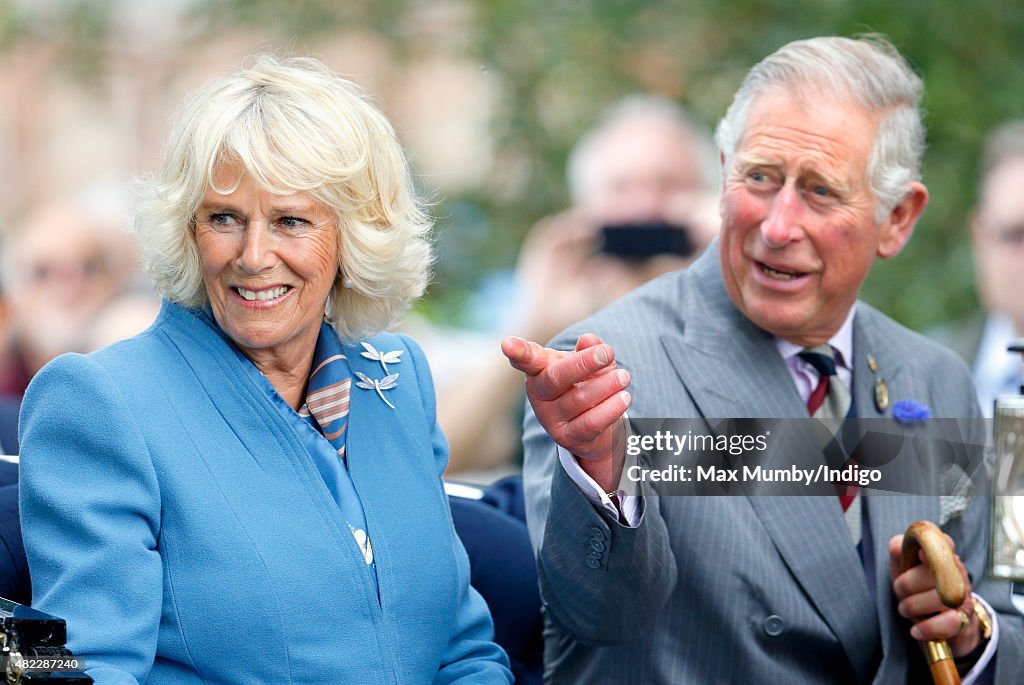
567;94;718;204
714;35;924;223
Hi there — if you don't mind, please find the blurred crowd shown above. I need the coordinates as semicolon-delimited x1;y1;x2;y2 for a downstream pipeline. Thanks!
414;95;720;478
0;182;160;453
0;107;1022;469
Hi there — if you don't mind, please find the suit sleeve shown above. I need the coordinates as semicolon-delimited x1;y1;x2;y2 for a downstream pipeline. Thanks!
399;335;513;684
19;353;162;685
521;333;677;646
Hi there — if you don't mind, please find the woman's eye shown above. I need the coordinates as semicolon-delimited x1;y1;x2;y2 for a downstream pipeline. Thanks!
207;213;242;230
279;216;309;229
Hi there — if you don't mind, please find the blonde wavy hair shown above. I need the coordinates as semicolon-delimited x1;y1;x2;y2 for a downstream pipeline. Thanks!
135;54;432;342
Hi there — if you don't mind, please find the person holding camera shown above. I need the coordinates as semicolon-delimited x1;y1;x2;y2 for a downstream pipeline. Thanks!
437;95;719;475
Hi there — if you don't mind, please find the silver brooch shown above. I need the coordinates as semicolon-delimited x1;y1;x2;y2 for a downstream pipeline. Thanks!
355;371;399;409
360;341;403;374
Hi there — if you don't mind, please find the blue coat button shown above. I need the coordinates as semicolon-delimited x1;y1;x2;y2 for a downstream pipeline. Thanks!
590;527;606;541
585;558;600;569
763;615;784;637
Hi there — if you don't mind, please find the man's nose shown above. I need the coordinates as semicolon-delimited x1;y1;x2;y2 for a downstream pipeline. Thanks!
760;184;803;248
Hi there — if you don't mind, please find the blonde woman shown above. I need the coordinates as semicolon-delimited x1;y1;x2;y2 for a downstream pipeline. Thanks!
19;55;511;684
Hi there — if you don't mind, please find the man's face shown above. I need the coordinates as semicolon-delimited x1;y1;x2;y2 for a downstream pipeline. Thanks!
718;87;916;347
582;118;704;225
973;156;1024;331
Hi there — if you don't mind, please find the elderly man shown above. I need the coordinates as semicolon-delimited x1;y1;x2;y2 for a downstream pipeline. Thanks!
503;36;1024;683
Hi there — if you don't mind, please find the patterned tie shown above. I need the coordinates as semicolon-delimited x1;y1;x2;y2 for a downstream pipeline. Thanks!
300;354;352;460
798;345;859;526
798;345;850;420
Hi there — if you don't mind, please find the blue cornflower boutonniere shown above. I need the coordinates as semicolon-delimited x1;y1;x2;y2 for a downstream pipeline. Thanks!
893;400;930;425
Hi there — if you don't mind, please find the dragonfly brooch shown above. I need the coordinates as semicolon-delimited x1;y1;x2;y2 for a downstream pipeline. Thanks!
354;371;399;409
360;341;403;374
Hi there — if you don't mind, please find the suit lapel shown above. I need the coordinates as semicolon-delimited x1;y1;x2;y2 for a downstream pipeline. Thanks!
852;309;941;680
851;308;902;422
341;338;431;519
658;252;807;421
342;341;396;484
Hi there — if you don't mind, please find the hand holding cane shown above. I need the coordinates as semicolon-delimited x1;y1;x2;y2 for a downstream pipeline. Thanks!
900;521;966;685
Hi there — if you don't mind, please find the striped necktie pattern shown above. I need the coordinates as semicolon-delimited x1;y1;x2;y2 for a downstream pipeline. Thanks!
798;345;861;543
300;354;352;460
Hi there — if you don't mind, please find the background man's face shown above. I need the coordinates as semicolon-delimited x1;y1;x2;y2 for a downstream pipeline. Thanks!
718;86;892;347
581;118;705;225
973;156;1024;331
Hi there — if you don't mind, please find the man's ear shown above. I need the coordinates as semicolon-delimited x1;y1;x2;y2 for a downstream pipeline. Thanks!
877;182;928;259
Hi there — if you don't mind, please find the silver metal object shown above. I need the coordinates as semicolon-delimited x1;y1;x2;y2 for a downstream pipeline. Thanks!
991;340;1024;582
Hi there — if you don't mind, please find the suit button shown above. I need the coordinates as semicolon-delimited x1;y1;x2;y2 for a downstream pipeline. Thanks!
585;558;600;569
590;527;606;541
763;615;784;637
589;540;605;553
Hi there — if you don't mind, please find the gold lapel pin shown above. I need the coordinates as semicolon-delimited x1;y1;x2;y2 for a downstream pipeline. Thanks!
874;377;889;412
867;354;879;373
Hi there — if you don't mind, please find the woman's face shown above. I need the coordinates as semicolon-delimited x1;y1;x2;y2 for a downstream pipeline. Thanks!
194;162;339;370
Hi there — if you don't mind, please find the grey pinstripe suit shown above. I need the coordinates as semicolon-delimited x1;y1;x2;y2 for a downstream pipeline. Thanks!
522;244;1024;684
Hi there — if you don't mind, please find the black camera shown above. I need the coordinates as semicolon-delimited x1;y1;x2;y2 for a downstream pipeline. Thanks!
0;598;91;683
598;222;694;261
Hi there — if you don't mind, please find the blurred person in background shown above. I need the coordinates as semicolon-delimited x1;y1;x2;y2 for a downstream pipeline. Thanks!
19;55;511;683
82;291;162;353
435;95;720;475
932;120;1024;417
0;185;143;400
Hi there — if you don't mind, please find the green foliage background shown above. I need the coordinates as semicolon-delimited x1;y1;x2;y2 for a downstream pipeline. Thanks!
5;0;1023;331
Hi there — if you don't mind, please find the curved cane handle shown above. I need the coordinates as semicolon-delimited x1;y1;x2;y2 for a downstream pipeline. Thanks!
901;520;964;685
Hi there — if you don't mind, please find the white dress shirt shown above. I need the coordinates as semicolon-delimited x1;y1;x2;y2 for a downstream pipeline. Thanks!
973;313;1023;418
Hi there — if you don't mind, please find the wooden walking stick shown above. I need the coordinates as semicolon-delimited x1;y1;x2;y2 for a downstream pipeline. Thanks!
901;521;966;685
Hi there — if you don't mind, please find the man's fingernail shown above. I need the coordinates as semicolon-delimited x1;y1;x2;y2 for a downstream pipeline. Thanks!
617;370;630;386
594;346;609;365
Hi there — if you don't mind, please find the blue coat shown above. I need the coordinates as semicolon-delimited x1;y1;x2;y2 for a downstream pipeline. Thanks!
19;301;511;684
